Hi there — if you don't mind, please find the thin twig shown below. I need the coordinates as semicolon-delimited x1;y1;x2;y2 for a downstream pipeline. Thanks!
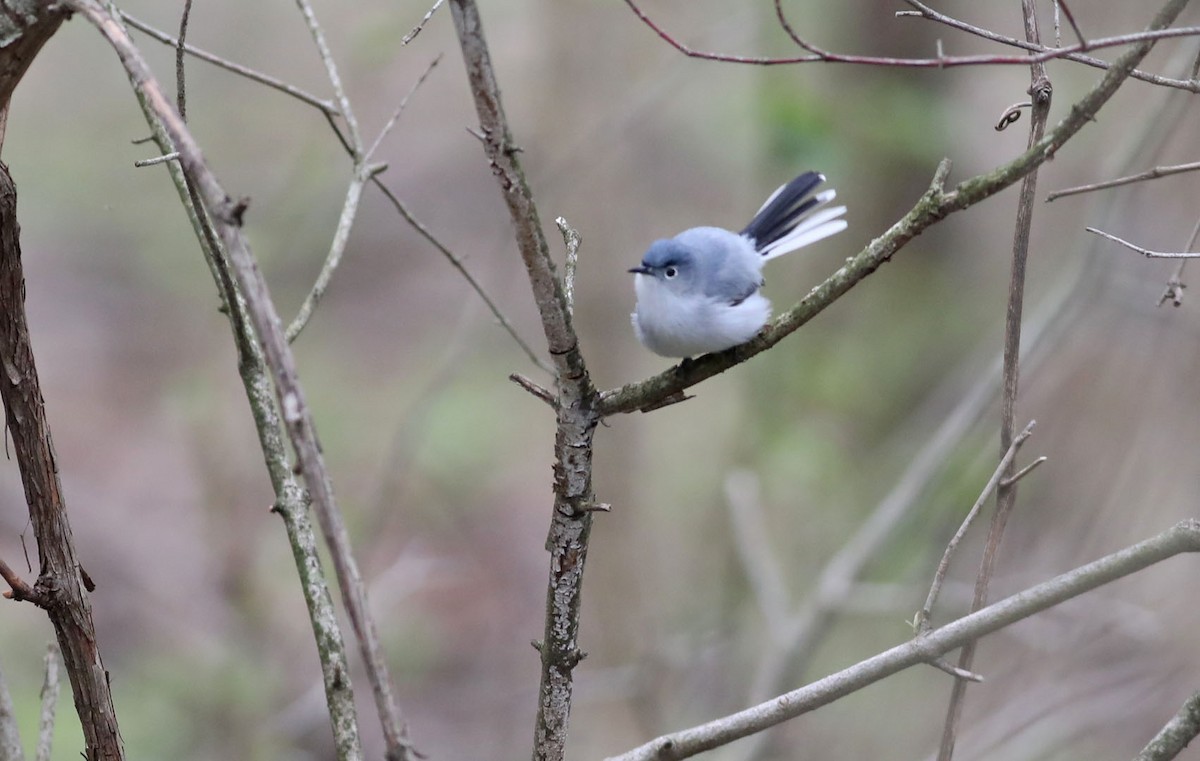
175;0;192;121
286;161;385;343
902;0;1200;93
294;0;361;154
373;178;553;374
919;421;1037;632
999;455;1046;488
606;521;1200;761
929;657;984;683
402;0;446;45
133;151;179;167
622;0;1200;72
1047;160;1200;201
1057;0;1087;48
0;554;42;603
364;54;442;163
1133;690;1200;761
509;373;556;407
35;642;60;761
937;5;1052;758
1086;227;1200;259
119;12;340;114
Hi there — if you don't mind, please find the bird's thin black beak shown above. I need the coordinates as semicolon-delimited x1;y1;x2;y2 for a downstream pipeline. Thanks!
629;265;650;275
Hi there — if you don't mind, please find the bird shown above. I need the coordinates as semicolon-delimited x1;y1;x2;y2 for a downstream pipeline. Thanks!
629;171;848;358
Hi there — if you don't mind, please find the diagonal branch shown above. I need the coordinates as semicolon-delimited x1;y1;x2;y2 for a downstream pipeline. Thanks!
1134;690;1200;761
1048;160;1200;201
598;0;1192;417
62;2;416;759
119;12;340;114
605;520;1200;761
1086;227;1200;258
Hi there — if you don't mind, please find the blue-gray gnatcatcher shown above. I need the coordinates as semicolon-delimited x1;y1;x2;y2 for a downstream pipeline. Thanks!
630;171;847;358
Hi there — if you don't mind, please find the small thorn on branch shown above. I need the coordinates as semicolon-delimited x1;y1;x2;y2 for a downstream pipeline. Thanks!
928;656;985;683
1087;227;1200;259
999;455;1047;488
510;373;556;407
134;151;180;167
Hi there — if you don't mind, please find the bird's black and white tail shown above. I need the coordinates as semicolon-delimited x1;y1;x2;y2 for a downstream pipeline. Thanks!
741;171;847;261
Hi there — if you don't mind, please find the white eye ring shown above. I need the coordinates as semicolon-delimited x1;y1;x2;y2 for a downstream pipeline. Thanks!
664;266;678;279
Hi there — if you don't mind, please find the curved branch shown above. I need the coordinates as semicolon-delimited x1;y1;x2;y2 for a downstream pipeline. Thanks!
624;0;1200;72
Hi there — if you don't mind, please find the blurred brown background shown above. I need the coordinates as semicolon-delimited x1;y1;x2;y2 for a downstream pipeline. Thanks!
0;1;1198;759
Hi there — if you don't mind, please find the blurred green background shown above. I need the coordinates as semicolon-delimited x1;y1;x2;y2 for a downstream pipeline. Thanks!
0;1;1198;759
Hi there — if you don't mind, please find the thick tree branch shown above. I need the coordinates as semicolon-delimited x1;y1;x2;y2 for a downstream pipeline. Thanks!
598;0;1191;417
448;3;600;761
0;2;67;111
0;163;124;760
606;520;1200;761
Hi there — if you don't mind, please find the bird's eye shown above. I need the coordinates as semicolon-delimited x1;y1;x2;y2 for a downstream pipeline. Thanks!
664;266;678;279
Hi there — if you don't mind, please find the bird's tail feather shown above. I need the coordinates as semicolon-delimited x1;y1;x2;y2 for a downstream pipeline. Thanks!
741;172;848;260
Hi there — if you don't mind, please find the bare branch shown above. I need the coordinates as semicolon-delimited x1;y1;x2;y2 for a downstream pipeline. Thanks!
119;13;340;115
622;0;1200;72
372;179;553;374
1086;227;1200;258
919;421;1037;631
403;0;446;45
286;160;385;343
133;151;179;167
448;5;601;761
605;520;1200;761
902;1;1200;93
1047;160;1200;201
0;160;124;758
938;6;1052;757
1056;0;1088;48
510;373;556;407
62;3;416;758
1133;690;1200;761
293;0;361;153
999;455;1047;488
365;54;442;163
928;657;985;683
